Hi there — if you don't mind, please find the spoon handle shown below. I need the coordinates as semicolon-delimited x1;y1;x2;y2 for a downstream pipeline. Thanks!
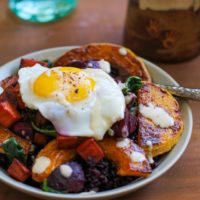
156;84;200;101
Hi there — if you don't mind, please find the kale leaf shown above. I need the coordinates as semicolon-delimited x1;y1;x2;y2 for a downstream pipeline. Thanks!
122;76;142;95
42;180;66;193
2;137;26;163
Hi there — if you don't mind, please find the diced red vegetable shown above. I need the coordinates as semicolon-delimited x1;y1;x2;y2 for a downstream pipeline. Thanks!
34;132;48;146
11;84;26;109
0;75;18;90
57;135;78;149
0;101;21;128
19;58;48;68
77;138;104;164
7;159;31;182
16;95;26;109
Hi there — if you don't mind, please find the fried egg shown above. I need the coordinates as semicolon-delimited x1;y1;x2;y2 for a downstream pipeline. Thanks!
18;64;125;140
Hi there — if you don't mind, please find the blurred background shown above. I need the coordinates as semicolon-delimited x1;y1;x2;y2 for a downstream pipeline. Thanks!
0;1;200;200
0;0;128;64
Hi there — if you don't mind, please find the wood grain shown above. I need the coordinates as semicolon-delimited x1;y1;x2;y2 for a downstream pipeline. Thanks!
0;0;200;199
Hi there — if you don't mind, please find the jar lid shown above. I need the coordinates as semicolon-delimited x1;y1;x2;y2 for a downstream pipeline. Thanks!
139;0;200;11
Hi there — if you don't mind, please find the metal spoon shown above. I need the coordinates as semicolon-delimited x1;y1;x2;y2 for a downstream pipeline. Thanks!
156;84;200;101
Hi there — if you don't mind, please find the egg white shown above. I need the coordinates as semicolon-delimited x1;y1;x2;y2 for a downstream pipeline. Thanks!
18;64;125;140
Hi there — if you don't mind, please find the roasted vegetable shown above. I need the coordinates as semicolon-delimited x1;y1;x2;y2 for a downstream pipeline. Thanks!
34;133;48;146
31;122;56;137
2;137;26;163
137;82;184;157
19;58;48;68
47;162;85;192
77;138;104;165
54;43;151;82
0;101;21;128
99;137;151;177
42;180;63;193
7;158;31;182
112;109;138;137
12;122;33;141
57;135;78;149
0;126;31;155
0;75;18;90
41;59;53;68
32;140;75;182
122;76;142;95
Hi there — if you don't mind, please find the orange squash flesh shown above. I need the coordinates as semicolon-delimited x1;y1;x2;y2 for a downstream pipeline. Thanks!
32;140;75;182
54;43;151;82
99;137;151;177
138;82;184;157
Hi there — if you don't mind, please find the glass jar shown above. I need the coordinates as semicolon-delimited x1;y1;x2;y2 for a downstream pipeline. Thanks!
9;0;77;23
124;0;200;62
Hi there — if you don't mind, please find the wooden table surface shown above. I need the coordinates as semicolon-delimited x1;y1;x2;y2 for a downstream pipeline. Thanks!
1;0;200;199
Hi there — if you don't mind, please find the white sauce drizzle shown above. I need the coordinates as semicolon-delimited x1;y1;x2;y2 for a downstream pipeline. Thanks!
32;156;51;174
146;140;154;164
116;138;131;148
118;47;127;56
60;164;73;178
97;59;111;73
116;138;146;163
0;87;4;95
130;151;146;163
139;103;174;128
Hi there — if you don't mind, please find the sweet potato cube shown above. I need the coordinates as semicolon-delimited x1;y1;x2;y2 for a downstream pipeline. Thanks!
19;58;48;68
0;101;21;128
7;159;31;182
57;135;78;149
77;138;104;164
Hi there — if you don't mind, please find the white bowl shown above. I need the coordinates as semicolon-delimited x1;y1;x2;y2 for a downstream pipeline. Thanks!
0;47;193;200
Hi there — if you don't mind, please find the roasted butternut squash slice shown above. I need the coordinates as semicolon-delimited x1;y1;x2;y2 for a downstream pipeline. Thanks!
0;126;31;155
138;82;184;158
99;137;151;177
32;140;75;182
54;43;151;82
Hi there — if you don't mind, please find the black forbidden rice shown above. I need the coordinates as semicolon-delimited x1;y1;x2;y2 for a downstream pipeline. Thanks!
75;156;138;192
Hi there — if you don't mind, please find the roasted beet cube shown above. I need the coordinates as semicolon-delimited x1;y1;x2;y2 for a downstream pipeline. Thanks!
112;108;129;137
57;135;78;149
77;138;104;164
19;58;48;68
34;132;48;146
112;108;138;137
7;159;31;182
129;113;138;134
12;122;33;141
0;101;21;128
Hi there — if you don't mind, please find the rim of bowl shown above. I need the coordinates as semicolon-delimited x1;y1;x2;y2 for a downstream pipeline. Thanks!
0;46;193;200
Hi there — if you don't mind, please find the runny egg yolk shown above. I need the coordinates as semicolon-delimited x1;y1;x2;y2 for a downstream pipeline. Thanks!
33;67;96;103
